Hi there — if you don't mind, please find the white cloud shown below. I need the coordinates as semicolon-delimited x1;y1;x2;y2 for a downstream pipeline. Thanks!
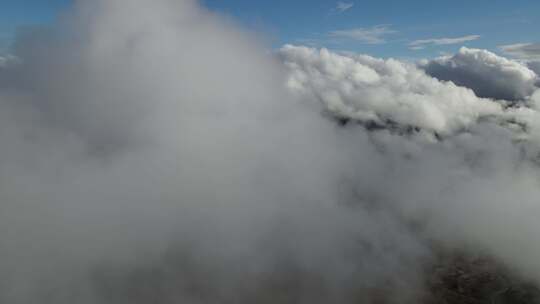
3;0;540;302
280;45;503;135
0;1;434;302
328;25;396;44
421;47;538;101
500;42;540;60
335;1;354;12
409;35;480;50
279;46;540;288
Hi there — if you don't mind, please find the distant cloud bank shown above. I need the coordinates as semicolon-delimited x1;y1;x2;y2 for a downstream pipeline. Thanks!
409;35;480;50
328;25;396;44
500;42;540;60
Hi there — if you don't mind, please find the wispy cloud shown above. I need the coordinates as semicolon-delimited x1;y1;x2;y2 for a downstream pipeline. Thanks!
409;35;480;50
335;2;354;13
328;25;396;44
499;42;540;60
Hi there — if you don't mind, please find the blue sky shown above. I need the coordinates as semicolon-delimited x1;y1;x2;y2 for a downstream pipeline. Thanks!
2;0;539;59
0;0;70;51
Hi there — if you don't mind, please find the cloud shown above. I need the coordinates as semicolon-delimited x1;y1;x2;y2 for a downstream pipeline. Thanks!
409;35;480;50
500;42;540;60
280;45;502;135
0;1;431;302
421;47;538;101
528;60;540;76
279;46;540;293
335;1;354;12
328;25;396;44
2;0;540;303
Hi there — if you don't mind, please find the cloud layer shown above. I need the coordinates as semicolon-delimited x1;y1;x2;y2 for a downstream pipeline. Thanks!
279;44;540;292
0;1;429;303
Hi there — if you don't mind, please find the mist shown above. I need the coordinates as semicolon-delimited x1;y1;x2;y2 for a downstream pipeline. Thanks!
1;0;540;303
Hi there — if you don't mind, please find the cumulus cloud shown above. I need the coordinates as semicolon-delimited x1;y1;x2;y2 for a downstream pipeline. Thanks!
2;0;540;303
328;25;396;44
409;35;480;50
0;1;429;303
421;47;538;101
280;44;540;286
280;45;502;135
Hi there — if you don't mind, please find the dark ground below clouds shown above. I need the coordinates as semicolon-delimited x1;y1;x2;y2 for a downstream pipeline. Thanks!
87;247;540;304
424;250;540;304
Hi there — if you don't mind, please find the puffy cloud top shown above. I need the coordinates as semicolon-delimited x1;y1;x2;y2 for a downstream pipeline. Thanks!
421;47;538;101
280;45;503;135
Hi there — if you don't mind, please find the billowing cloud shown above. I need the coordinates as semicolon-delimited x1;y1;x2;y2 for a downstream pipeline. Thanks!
280;45;540;291
328;25;396;44
2;0;540;303
409;35;480;50
280;45;502;135
421;47;538;101
0;1;430;303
